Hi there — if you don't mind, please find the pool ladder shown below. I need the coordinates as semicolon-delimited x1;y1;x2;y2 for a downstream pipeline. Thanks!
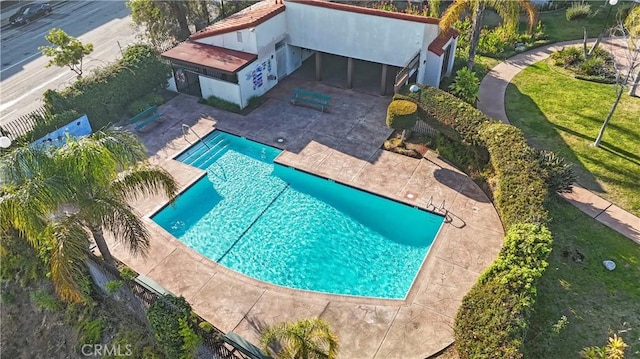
182;124;210;149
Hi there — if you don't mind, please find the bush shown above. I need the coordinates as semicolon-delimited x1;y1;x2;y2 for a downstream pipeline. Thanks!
199;95;242;113
448;67;480;105
392;85;556;357
579;56;606;76
386;100;418;131
455;224;552;359
43;44;171;130
147;295;201;359
566;3;591;21
550;47;583;67
477;26;513;55
30;289;62;312
532;149;576;193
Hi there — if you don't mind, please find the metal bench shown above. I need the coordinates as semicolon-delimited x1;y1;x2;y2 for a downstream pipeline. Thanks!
290;88;331;112
128;105;158;124
133;112;163;131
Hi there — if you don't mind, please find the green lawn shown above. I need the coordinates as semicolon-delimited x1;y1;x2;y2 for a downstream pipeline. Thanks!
505;61;640;216
524;198;640;357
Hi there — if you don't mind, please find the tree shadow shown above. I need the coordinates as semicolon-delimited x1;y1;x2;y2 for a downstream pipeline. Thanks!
505;84;604;193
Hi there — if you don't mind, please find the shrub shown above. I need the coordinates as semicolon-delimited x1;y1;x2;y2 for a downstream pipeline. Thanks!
566;3;591;21
477;26;513;55
550;47;584;67
43;44;171;130
30;289;62;312
200;95;242;113
532;149;576;193
455;224;553;359
104;327;163;359
478;123;548;228
579;56;605;76
386;100;418;130
448;67;480;105
147;295;201;359
77;318;105;345
391;85;558;358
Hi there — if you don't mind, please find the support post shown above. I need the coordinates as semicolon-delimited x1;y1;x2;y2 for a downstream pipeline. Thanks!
347;57;354;88
380;64;388;96
315;52;322;81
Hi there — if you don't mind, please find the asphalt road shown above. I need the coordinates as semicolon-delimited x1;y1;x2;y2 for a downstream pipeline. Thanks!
0;1;140;126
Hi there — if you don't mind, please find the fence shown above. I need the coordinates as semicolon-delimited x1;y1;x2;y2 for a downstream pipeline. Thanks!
413;120;438;138
87;255;254;359
0;106;50;140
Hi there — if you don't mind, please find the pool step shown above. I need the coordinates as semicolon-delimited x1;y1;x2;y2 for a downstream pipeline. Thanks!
177;132;224;164
195;141;231;170
185;137;228;167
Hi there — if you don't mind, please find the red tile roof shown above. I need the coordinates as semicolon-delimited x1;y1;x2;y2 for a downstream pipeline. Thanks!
161;42;257;73
190;0;285;40
288;0;439;25
428;28;459;56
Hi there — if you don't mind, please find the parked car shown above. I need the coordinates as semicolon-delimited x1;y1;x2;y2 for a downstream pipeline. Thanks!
9;3;52;26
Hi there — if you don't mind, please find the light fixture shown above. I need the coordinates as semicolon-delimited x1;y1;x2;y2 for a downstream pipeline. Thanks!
0;136;12;149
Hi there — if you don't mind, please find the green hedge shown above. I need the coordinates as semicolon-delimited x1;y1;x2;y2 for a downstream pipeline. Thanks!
393;85;554;358
386;99;418;130
43;44;171;130
455;224;552;359
395;85;548;229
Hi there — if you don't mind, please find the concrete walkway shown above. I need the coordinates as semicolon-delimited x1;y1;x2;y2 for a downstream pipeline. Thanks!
478;40;640;244
110;74;506;358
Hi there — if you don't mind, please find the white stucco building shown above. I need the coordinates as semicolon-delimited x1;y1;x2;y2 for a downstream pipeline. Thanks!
162;0;458;108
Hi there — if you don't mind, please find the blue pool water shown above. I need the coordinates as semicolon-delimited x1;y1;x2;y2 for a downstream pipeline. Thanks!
152;131;444;299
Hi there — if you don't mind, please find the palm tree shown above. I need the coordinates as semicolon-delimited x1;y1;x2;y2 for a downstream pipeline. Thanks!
439;0;537;70
261;318;339;359
0;129;177;302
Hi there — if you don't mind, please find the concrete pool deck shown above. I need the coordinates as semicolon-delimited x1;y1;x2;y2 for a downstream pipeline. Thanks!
108;76;505;358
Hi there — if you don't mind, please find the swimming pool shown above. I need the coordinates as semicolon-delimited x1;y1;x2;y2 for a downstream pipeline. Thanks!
152;131;444;299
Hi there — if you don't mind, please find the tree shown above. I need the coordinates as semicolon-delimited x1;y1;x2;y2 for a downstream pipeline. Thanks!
0;130;177;302
127;0;212;49
594;20;640;147
39;28;94;78
261;318;339;359
439;0;537;70
386;100;418;143
625;5;640;96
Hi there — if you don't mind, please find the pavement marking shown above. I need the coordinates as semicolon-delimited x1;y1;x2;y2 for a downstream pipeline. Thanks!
0;71;68;113
0;51;41;74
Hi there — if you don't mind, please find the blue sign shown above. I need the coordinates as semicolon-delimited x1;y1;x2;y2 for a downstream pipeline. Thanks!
32;114;93;149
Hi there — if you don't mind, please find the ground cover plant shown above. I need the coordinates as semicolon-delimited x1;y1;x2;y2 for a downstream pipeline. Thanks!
505;61;640;216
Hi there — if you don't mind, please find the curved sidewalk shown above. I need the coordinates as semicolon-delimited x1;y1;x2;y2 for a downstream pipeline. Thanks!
478;40;640;244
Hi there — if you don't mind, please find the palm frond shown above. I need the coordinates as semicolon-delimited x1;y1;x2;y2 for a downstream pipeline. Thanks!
0;175;73;243
47;217;91;303
111;164;178;202
92;129;148;168
439;0;473;34
0;145;55;185
519;0;537;33
89;195;150;257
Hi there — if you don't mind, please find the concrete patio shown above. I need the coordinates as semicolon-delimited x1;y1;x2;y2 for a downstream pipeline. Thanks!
108;74;505;358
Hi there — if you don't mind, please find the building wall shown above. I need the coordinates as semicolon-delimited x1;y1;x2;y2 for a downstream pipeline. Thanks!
285;45;314;76
255;12;287;58
199;76;242;106
193;28;258;54
285;2;431;67
423;51;443;87
236;54;279;108
167;76;177;92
